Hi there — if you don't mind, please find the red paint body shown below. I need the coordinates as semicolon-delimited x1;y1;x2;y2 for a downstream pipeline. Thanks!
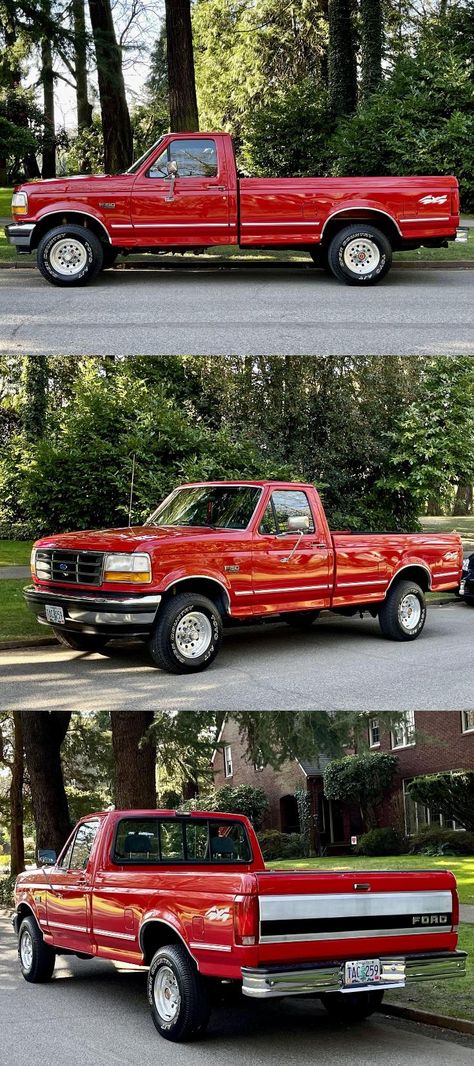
14;811;460;981
12;133;460;253
28;481;463;619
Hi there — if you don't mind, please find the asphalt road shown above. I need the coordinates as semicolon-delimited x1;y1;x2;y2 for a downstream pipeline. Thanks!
1;920;473;1066
0;603;472;711
1;264;473;356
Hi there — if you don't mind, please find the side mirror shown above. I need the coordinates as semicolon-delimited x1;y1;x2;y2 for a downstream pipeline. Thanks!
287;515;310;533
166;160;178;177
38;849;56;866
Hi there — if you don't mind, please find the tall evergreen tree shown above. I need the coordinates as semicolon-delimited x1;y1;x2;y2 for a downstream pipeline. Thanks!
88;0;133;171
22;355;48;440
360;0;383;99
328;0;357;116
20;712;72;854
165;0;199;130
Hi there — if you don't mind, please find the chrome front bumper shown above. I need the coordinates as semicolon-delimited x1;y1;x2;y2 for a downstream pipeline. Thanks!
23;584;161;637
4;222;35;252
241;951;467;998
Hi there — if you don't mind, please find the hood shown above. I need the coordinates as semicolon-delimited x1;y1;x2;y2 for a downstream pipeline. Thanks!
35;525;230;553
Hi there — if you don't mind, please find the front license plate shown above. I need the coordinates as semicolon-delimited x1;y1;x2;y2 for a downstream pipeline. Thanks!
45;605;65;625
344;959;381;987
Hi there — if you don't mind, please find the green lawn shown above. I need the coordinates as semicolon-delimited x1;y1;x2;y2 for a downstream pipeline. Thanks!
266;855;474;905
421;515;474;551
0;540;32;566
0;579;44;640
1;223;473;263
0;187;13;218
386;922;474;1022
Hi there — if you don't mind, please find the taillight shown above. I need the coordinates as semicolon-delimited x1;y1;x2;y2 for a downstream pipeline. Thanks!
452;888;459;928
234;894;258;946
451;188;459;216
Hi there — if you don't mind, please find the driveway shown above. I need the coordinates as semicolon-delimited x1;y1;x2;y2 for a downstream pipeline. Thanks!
0;603;472;710
0;265;473;356
1;919;473;1066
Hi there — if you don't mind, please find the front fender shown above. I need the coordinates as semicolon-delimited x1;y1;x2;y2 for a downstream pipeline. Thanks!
31;203;112;243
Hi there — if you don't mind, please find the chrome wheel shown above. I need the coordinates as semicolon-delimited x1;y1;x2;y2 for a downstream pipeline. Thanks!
20;929;33;971
154;965;181;1022
49;238;88;276
398;593;422;631
343;238;380;275
175;611;213;659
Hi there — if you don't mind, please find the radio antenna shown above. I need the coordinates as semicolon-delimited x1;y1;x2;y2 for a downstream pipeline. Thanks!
128;454;136;526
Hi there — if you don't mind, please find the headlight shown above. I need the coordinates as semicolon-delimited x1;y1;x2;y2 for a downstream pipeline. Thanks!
12;191;28;215
30;547;37;576
103;552;151;583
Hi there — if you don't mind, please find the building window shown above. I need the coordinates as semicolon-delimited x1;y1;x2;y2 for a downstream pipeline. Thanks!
369;718;380;748
391;711;416;750
461;711;474;734
403;780;463;835
224;745;233;779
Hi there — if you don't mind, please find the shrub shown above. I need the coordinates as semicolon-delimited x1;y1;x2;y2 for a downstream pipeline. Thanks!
410;825;474;856
324;752;398;830
0;874;15;907
182;784;269;831
356;827;406;856
408;771;474;833
258;830;305;861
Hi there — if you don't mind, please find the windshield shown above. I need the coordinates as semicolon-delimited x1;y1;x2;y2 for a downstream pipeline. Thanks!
145;486;262;530
125;137;165;175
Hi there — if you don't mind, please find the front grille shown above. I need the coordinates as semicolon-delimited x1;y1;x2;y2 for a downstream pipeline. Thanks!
35;549;104;586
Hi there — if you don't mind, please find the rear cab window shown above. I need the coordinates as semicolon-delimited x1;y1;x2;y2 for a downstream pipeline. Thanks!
112;817;252;865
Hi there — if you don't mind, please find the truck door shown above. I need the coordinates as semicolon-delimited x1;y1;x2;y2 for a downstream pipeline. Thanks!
130;136;231;246
45;819;100;953
251;489;332;614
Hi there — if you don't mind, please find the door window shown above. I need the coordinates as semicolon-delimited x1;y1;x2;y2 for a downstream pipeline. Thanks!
67;820;100;871
148;139;218;179
261;490;315;535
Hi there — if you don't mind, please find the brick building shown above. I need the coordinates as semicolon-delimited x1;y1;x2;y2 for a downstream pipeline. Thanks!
212;712;474;849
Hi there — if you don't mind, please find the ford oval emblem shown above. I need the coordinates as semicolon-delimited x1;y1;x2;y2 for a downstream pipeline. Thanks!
59;563;68;571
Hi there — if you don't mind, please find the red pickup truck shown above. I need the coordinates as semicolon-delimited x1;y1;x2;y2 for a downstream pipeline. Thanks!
23;480;463;674
6;131;465;287
13;810;466;1042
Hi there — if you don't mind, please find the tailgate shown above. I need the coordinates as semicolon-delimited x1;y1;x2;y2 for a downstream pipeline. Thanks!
254;869;457;963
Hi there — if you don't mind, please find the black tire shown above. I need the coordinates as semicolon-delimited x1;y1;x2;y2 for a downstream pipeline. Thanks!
18;916;56;983
463;596;474;607
148;944;210;1042
37;224;104;286
52;628;110;653
378;579;426;641
148;592;223;674
327;224;392;285
283;609;320;629
320;989;384;1022
101;246;120;270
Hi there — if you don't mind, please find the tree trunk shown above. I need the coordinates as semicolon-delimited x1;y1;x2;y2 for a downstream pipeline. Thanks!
73;0;93;135
22;356;48;440
10;714;25;878
20;713;72;855
41;3;56;179
327;0;357;117
453;483;473;516
165;0;199;131
111;713;157;808
88;0;133;172
360;0;383;100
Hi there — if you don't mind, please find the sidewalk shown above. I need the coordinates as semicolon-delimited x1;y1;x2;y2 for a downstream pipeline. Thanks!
0;566;30;579
460;904;474;923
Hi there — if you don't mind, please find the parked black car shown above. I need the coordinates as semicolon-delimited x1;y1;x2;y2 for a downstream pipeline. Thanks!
460;553;474;605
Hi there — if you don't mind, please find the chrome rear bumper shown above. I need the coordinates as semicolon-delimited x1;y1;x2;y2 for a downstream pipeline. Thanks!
241;950;467;998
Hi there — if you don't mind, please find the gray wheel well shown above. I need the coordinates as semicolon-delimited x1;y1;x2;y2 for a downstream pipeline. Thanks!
389;566;431;593
161;578;230;618
31;212;111;249
321;212;399;249
140;921;194;966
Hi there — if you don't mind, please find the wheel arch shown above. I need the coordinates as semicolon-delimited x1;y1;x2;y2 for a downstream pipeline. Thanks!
160;575;231;618
139;918;198;968
31;210;112;248
320;207;401;248
386;563;432;594
16;901;41;931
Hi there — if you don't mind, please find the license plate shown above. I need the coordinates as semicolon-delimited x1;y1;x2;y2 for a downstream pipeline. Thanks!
45;605;65;625
344;959;381;987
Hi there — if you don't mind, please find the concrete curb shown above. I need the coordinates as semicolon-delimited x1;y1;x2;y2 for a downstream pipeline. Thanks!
381;1003;474;1037
0;637;57;651
0;258;473;272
